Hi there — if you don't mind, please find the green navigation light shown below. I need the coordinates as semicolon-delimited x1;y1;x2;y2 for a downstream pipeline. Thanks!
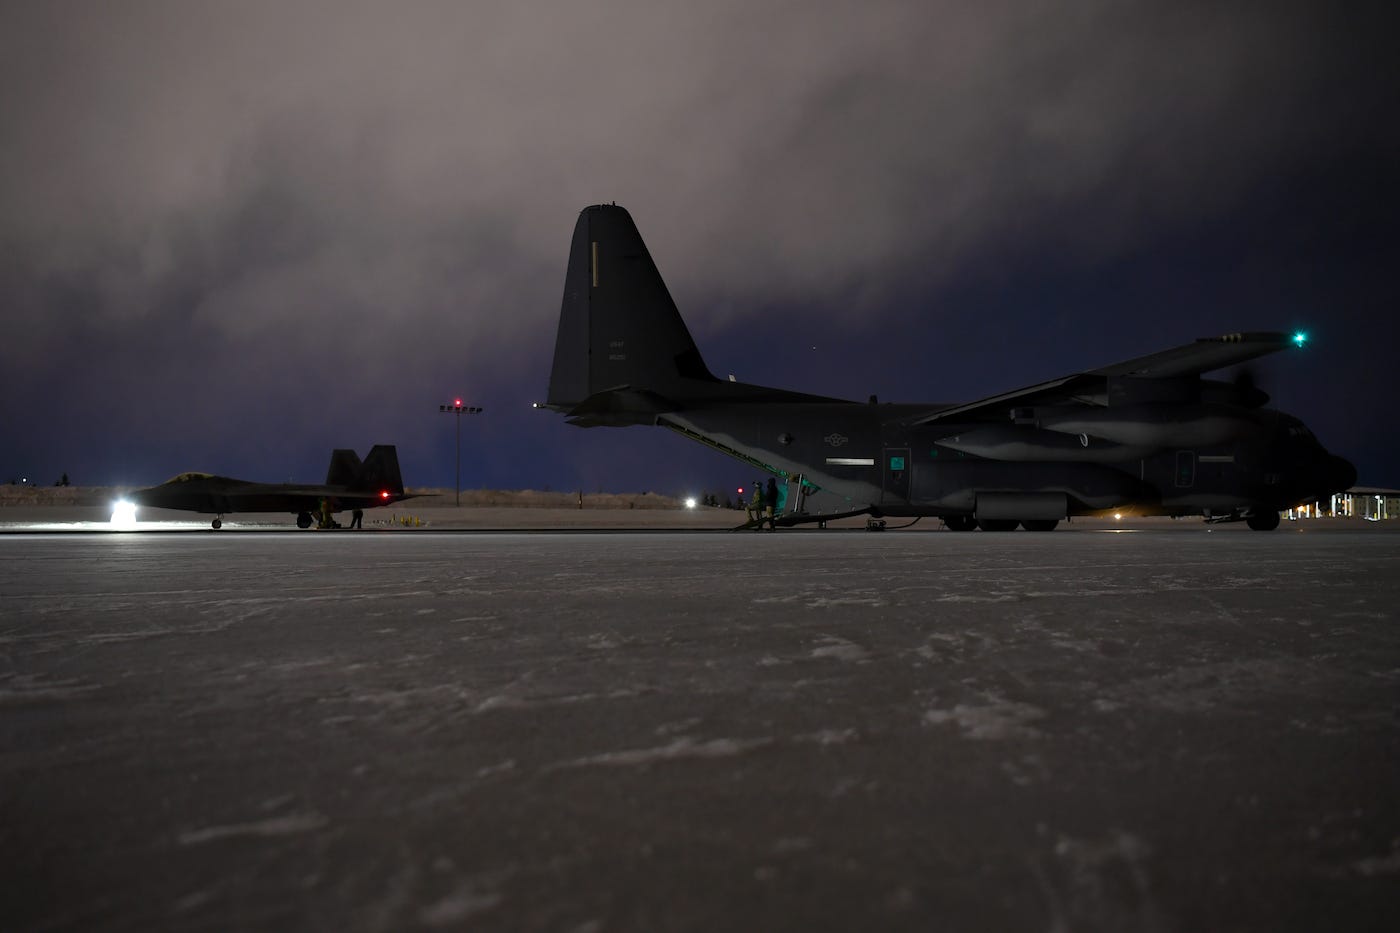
1292;331;1307;347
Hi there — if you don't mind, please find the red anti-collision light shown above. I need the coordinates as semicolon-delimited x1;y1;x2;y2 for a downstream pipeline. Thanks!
380;491;390;499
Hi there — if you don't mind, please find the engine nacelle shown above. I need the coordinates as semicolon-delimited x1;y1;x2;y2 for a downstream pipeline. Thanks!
1031;403;1261;448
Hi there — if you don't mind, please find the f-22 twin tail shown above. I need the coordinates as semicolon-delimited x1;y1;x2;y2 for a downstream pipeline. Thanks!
542;205;1355;531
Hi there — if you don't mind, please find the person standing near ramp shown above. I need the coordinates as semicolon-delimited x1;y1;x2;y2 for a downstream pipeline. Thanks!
765;477;779;530
746;482;764;525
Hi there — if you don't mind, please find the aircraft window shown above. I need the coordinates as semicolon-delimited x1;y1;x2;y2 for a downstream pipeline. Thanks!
1175;451;1195;487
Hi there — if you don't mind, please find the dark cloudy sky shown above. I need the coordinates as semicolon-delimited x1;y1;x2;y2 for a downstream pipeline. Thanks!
2;1;1396;495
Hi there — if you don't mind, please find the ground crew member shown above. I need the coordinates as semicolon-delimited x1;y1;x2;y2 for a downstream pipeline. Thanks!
350;508;363;529
765;477;779;530
747;482;763;524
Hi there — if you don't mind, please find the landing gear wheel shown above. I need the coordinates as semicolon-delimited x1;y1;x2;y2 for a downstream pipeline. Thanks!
1021;519;1059;532
296;512;313;529
1246;510;1280;531
865;518;887;532
943;515;977;532
977;519;1019;532
211;517;222;530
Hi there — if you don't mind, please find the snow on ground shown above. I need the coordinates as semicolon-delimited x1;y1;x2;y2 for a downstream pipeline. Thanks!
1;530;1397;931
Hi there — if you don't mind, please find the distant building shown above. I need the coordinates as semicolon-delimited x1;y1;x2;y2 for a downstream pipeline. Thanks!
1287;487;1400;521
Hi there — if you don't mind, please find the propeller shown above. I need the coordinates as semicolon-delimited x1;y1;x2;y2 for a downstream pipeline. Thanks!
1232;364;1270;408
1202;365;1271;408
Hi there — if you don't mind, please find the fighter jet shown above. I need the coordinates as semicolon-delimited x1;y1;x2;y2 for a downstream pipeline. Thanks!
541;204;1356;531
122;445;411;529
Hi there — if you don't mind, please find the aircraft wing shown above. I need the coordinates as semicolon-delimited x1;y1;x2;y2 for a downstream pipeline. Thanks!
1088;331;1299;378
912;332;1298;425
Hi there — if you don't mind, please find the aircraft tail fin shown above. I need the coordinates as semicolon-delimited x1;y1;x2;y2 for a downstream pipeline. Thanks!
356;445;405;496
545;204;717;414
326;449;363;486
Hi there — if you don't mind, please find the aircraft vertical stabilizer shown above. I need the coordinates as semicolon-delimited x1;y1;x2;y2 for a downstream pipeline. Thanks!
546;204;717;411
356;446;405;495
326;449;363;486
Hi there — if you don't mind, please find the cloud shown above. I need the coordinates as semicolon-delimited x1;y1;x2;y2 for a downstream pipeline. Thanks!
0;1;1386;485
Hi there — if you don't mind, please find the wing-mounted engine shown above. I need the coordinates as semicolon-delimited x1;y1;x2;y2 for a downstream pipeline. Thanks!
1027;402;1266;449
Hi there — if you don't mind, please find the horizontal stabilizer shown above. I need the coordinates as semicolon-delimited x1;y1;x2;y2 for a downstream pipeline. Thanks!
564;387;679;427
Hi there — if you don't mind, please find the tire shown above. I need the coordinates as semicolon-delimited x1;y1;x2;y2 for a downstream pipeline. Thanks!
1246;510;1280;531
1021;519;1059;532
296;512;313;529
944;515;977;532
976;519;1019;532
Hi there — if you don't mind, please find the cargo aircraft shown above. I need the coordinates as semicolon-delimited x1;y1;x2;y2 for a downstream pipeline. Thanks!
120;445;411;529
541;204;1355;531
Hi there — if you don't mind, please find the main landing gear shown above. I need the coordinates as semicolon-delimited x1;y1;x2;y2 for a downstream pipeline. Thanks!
1207;509;1282;531
1246;510;1281;531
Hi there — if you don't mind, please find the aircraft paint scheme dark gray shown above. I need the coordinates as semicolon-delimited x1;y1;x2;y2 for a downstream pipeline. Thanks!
545;205;1356;531
127;445;410;529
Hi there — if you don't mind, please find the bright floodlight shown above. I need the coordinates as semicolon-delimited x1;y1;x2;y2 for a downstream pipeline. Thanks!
111;500;137;527
1292;331;1307;347
684;497;697;509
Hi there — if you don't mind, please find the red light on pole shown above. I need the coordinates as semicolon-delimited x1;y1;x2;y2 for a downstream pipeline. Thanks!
437;399;482;507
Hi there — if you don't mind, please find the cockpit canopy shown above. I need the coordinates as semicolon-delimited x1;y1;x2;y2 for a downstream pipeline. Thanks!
163;471;216;484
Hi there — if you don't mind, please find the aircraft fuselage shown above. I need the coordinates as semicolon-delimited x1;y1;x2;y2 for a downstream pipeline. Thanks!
661;400;1354;521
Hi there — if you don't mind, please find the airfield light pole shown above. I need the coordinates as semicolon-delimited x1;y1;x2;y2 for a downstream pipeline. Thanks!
438;400;483;507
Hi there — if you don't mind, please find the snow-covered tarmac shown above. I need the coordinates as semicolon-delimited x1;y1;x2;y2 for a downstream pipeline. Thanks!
3;529;1398;931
